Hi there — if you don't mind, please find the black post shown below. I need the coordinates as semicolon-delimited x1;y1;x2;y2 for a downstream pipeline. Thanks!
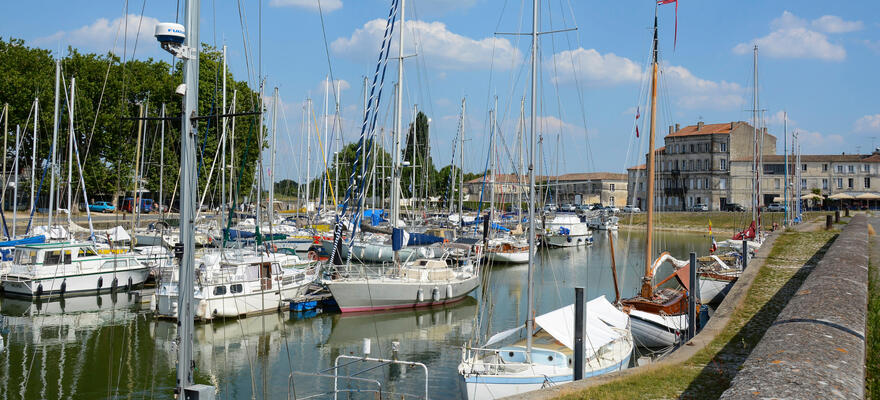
742;239;749;270
574;287;585;381
826;215;833;230
688;252;697;340
845;207;850;217
835;210;840;223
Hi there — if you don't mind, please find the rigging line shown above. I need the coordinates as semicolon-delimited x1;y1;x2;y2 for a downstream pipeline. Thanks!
561;0;596;172
317;0;341;108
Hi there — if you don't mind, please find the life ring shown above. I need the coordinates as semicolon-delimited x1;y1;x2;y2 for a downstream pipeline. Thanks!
307;250;319;261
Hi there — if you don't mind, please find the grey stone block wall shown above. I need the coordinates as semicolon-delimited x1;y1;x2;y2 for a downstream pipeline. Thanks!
720;215;868;399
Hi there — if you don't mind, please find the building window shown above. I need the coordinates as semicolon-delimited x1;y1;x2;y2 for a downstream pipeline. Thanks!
689;144;693;152
638;182;643;191
837;178;843;188
720;178;727;190
720;142;727;152
720;159;727;171
848;178;854;188
865;177;871;189
689;160;694;170
864;164;870;173
705;178;709;188
823;164;828;172
775;179;780;189
610;196;615;205
696;160;702;170
837;165;844;173
801;164;807;171
849;165;855;173
610;183;615;191
801;179;807;189
697;179;702;189
822;178;828;190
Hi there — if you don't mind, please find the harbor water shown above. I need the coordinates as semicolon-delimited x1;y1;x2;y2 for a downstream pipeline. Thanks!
0;229;710;399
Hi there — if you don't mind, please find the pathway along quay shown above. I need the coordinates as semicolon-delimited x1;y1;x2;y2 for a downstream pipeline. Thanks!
511;213;872;400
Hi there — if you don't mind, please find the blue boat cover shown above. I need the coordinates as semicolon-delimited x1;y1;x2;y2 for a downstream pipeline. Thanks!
224;228;256;239
407;233;445;246
0;235;46;261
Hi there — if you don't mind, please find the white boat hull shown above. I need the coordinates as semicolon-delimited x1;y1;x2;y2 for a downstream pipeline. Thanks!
2;267;150;298
487;250;529;264
699;275;737;305
629;312;686;348
543;234;593;247
326;274;480;313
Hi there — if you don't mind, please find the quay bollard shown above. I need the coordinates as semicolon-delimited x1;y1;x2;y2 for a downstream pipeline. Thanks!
742;240;749;270
574;287;585;381
688;252;698;340
826;215;833;230
845;207;850;217
835;210;840;223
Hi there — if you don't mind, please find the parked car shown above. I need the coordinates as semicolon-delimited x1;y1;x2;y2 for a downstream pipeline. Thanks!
690;203;709;212
88;201;115;213
560;203;577;212
577;204;591;212
722;203;745;212
622;205;641;213
121;197;154;213
543;204;558;212
604;205;620;213
766;203;785;212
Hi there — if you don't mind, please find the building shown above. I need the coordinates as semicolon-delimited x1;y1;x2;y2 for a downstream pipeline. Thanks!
627;121;776;211
544;173;628;207
729;151;880;208
464;172;627;207
627;164;646;208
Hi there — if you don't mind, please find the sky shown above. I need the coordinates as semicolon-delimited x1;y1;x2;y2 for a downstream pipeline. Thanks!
2;0;879;183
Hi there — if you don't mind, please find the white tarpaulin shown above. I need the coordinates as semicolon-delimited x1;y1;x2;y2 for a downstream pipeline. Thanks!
629;309;688;331
587;295;630;330
484;324;525;347
105;226;131;242
534;296;629;354
33;226;68;239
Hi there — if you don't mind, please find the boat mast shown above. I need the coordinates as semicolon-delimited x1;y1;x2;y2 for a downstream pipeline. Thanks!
269;87;278;235
458;98;465;226
752;45;759;227
30;97;37;219
48;59;60;231
67;77;75;238
641;7;660;299
518;97;525;224
391;0;405;233
490;96;497;224
12;125;19;238
230;90;237;211
176;0;200;391
526;0;538;357
159;104;165;221
221;45;227;229
783;111;788;226
306;97;312;213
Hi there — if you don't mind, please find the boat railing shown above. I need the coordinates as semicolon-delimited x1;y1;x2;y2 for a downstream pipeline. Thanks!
460;346;534;375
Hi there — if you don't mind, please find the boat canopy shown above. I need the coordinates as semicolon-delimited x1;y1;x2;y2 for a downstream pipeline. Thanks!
0;235;46;261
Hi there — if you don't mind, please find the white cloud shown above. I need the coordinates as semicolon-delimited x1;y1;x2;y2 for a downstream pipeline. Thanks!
811;15;863;33
531;116;589;137
412;0;478;17
316;78;351;96
35;14;160;56
331;19;522;70
855;114;880;133
797;129;846;153
865;40;880;54
547;48;642;86
766;111;793;126
733;11;847;61
269;0;342;12
662;65;745;110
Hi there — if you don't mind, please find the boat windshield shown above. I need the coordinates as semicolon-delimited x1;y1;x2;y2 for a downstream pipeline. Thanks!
13;249;38;265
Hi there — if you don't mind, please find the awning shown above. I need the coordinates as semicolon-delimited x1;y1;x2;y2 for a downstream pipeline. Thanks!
829;193;855;200
801;193;823;200
856;192;880;199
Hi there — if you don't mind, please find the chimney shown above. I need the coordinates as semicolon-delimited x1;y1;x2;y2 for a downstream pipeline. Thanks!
697;121;704;131
730;122;735;130
762;127;768;136
669;125;673;135
675;123;680;132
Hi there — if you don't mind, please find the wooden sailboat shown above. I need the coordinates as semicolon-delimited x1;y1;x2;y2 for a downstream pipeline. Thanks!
620;7;691;349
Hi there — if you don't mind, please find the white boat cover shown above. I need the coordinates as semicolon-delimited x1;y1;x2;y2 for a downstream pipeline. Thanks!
105;226;131;242
32;225;69;239
482;296;629;353
629;309;688;331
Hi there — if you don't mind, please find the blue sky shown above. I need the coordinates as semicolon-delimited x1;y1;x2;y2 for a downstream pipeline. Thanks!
2;0;879;182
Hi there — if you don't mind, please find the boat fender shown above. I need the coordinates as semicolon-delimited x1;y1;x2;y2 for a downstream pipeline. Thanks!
417;288;424;302
60;280;66;296
36;284;43;297
111;277;118;292
432;287;440;302
97;277;103;289
446;285;453;299
128;277;134;290
567;236;572;243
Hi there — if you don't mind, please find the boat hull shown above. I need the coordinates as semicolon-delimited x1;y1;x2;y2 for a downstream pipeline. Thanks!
699;274;737;305
326;274;480;313
543;234;593;248
487;250;529;264
630;313;684;348
1;267;150;299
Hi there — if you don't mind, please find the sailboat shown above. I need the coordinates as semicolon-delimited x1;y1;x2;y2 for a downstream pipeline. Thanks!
458;1;632;398
323;0;480;313
620;6;692;349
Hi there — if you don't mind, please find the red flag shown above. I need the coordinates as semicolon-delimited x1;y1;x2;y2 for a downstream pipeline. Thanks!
657;0;679;51
635;107;641;137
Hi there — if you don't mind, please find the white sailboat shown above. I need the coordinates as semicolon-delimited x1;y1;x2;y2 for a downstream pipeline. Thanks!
541;213;593;247
324;0;480;313
458;2;632;397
